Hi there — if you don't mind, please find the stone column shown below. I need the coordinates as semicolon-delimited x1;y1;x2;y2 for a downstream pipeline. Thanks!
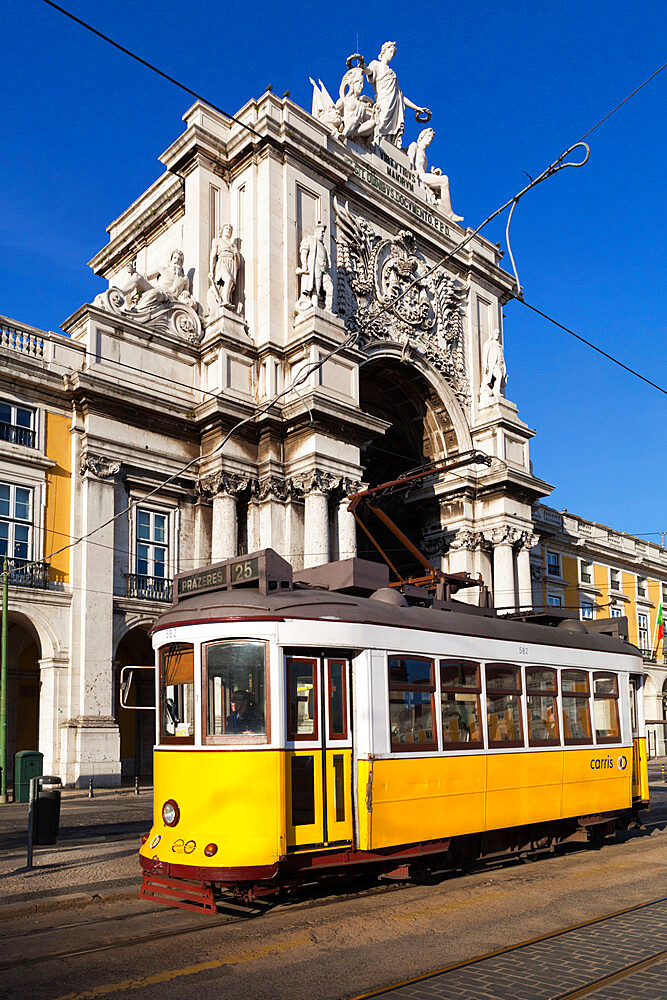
297;472;341;569
252;476;290;554
517;532;539;611
198;472;250;563
492;526;519;612
38;654;69;778
65;454;121;787
337;479;361;560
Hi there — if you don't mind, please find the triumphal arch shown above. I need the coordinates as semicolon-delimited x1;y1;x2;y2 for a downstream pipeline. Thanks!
79;39;550;632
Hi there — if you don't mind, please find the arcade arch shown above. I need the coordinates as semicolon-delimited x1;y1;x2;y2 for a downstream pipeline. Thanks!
358;354;471;575
6;613;41;787
114;625;155;782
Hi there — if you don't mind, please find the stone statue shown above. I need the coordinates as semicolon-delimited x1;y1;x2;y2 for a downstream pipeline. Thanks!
138;249;197;310
116;261;152;307
358;42;430;147
407;128;463;222
479;329;507;405
208;223;240;316
336;67;375;141
310;77;343;136
296;223;334;313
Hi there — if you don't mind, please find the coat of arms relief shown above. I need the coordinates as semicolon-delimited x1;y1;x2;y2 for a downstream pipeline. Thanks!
333;200;469;404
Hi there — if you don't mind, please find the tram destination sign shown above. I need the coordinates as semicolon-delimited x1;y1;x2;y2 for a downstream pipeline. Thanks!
176;557;259;599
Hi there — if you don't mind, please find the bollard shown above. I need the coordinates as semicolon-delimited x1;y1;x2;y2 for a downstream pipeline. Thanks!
134;775;140;795
88;776;94;798
27;776;62;870
662;764;665;783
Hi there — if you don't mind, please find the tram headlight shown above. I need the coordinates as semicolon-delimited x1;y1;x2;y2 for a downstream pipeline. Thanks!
162;799;180;827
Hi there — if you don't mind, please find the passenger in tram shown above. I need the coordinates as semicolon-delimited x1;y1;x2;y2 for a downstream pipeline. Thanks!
225;691;262;733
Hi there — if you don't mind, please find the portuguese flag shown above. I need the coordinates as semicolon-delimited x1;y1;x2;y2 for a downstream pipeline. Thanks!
658;603;664;643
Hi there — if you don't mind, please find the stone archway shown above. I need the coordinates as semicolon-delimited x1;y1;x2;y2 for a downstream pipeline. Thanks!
6;614;42;788
114;626;155;782
358;351;471;576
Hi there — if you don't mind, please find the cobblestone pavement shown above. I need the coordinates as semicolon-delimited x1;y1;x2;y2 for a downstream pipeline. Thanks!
359;897;667;1000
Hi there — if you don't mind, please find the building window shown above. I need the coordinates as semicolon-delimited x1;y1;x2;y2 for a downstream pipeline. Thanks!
580;560;593;584
485;664;524;747
0;483;32;561
546;551;561;577
610;568;621;591
611;606;622;619
637;576;648;599
0;401;35;448
547;594;562;607
637;613;650;652
388;655;436;752
128;508;171;601
581;601;594;620
440;660;483;749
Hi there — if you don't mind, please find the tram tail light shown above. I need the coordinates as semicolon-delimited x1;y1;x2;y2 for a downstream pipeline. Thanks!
204;843;218;857
162;799;180;827
141;833;149;844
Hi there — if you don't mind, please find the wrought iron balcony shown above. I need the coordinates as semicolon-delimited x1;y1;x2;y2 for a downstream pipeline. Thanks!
0;422;36;448
4;558;50;588
639;646;657;663
125;573;173;602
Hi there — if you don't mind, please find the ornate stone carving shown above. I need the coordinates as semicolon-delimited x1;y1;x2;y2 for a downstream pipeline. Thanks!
252;476;291;503
197;471;250;499
93;250;202;345
334;200;468;402
407;128;463;222
296;224;334;313
448;529;492;552
479;330;507;406
291;471;342;497
518;531;540;551
79;454;120;479
207;224;240;319
358;42;430;148
310;77;343;137
491;525;522;547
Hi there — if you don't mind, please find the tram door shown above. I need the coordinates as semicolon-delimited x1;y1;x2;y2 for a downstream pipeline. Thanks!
629;673;649;802
285;654;354;852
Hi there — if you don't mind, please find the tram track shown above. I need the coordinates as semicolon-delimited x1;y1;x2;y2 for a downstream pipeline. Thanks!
348;895;667;999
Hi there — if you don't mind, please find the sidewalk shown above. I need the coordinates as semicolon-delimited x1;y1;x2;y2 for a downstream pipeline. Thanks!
0;786;154;918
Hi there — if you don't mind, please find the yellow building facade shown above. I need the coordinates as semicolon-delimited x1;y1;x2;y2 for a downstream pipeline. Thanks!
533;504;667;754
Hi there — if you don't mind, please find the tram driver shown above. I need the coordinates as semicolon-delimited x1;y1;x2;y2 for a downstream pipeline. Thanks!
226;690;262;734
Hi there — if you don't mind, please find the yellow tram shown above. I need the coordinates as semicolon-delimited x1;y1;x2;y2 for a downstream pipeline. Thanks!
138;550;650;912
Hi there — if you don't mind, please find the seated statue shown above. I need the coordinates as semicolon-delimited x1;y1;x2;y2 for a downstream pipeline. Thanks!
335;67;375;142
138;249;197;310
407;128;463;223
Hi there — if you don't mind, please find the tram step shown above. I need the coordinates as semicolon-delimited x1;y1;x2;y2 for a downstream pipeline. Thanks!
139;873;217;914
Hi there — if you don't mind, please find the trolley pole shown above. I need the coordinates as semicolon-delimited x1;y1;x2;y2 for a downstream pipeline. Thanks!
0;556;8;804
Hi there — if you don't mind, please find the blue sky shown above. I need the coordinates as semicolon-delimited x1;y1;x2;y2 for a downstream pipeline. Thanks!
2;1;665;537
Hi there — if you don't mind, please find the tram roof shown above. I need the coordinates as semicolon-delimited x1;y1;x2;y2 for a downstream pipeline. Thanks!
152;584;640;660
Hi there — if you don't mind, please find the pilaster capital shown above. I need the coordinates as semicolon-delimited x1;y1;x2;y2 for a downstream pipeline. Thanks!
79;454;120;479
253;475;291;503
491;525;522;547
291;470;342;498
197;471;251;499
518;531;541;552
449;529;493;552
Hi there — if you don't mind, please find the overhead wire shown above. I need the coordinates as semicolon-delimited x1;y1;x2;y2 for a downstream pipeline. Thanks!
38;0;263;140
11;12;667;582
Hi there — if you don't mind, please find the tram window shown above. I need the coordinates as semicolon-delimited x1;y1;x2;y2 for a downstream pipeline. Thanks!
204;641;266;740
328;660;348;741
287;658;318;740
440;661;482;749
593;673;621;743
561;670;593;745
526;668;560;746
388;656;436;752
485;665;524;747
159;643;195;743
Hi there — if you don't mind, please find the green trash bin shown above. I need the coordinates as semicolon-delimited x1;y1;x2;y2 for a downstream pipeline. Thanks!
14;750;43;803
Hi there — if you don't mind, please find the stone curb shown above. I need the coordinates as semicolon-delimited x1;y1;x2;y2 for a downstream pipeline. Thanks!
0;886;141;921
